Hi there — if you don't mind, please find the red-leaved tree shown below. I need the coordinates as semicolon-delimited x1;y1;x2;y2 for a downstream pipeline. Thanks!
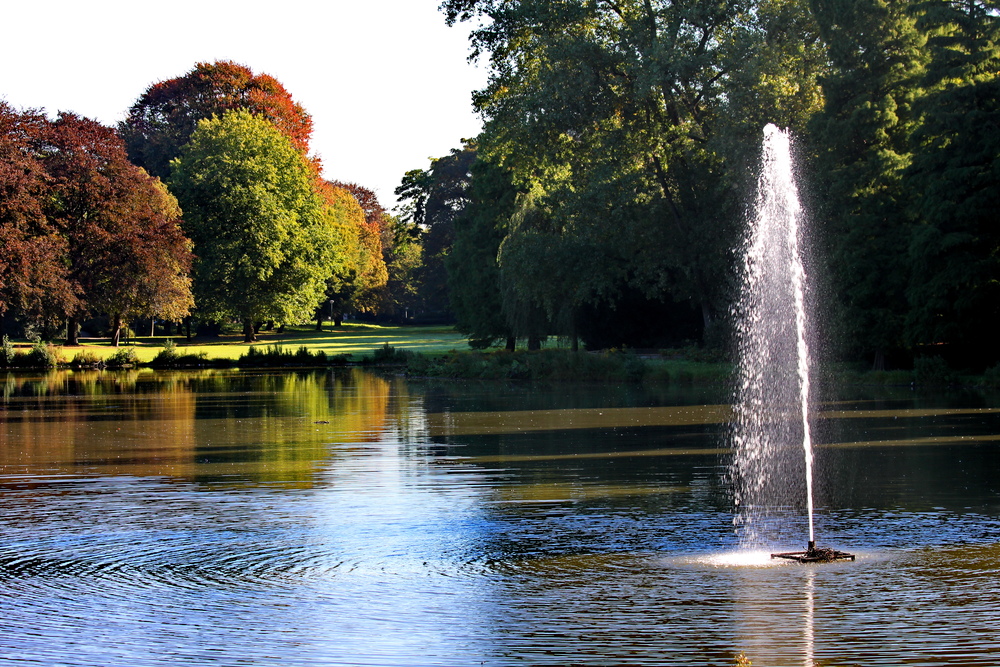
43;113;194;345
119;60;314;180
0;103;77;329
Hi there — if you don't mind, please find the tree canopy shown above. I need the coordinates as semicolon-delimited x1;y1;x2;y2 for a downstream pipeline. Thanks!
168;110;337;342
119;60;314;180
0;104;193;345
428;0;1000;365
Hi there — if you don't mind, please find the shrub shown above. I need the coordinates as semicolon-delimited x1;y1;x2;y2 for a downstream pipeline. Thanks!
70;350;103;369
106;346;139;369
983;363;1000;388
363;342;411;365
913;355;954;386
150;339;180;367
0;335;14;368
237;344;328;367
25;341;60;368
150;340;209;368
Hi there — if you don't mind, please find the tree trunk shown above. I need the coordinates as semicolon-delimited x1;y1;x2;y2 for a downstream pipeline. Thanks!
334;313;344;327
506;337;516;352
316;313;324;331
185;316;192;342
66;316;79;346
164;321;173;337
528;336;541;351
111;314;123;348
243;318;257;343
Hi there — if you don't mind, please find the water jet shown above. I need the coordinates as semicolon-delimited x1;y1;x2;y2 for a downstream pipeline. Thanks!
731;124;854;564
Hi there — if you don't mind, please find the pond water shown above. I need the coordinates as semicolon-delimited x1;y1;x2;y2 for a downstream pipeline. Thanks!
2;369;1000;666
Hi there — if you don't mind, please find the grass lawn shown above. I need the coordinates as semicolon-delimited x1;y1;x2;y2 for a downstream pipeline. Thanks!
31;323;470;363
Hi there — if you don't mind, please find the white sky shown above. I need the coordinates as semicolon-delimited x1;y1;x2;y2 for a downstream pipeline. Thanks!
1;0;488;207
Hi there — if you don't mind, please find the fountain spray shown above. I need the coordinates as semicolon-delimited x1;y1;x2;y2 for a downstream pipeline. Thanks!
731;125;853;563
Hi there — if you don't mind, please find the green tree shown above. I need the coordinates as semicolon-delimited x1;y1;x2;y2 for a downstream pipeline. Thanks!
807;0;928;367
903;0;1000;364
448;157;520;348
313;181;388;327
395;142;477;320
168;110;337;342
444;0;826;348
120;60;314;180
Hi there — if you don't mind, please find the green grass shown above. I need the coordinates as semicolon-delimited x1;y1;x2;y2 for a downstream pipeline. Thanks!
3;323;469;364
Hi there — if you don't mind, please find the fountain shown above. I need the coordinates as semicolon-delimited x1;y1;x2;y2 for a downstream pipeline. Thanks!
730;124;854;564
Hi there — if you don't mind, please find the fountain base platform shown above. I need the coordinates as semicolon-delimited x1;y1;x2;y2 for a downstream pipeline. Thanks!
771;541;855;563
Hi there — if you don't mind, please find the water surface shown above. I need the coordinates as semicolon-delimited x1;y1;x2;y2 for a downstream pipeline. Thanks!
2;370;999;665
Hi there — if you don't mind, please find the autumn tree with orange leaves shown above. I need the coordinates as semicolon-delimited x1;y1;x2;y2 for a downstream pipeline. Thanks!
119;60;314;180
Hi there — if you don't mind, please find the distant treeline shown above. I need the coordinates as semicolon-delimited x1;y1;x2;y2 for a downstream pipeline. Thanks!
3;2;998;371
395;0;998;369
0;62;406;346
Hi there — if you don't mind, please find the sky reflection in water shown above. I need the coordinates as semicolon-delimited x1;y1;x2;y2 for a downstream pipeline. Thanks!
1;369;1000;665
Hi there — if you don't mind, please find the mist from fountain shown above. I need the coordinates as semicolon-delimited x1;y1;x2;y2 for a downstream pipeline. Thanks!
731;124;816;550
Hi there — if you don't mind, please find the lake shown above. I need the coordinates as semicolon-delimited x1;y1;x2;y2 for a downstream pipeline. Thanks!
2;369;999;666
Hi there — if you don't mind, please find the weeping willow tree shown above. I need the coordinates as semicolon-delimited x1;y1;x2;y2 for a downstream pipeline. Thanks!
442;0;827;348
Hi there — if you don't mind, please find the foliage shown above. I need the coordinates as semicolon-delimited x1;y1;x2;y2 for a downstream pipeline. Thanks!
913;354;956;385
807;0;928;366
395;141;477;320
105;346;139;369
69;350;103;369
447;156;519;346
361;342;412;365
0;103;75;322
0;106;193;343
317;181;389;320
119;60;314;180
0;335;14;367
168;110;339;342
903;0;1000;363
405;348;730;383
441;0;828;349
148;338;209;368
983;362;1000;388
237;344;333;367
24;341;61;368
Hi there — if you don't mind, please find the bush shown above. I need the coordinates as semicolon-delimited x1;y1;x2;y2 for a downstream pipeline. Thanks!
0;335;14;368
25;341;60;368
913;355;955;386
150;340;209;368
983;363;1000;388
237;344;328;367
70;350;103;369
363;342;411;365
106;346;139;369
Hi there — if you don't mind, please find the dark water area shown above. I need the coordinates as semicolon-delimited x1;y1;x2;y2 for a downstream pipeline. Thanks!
1;369;999;666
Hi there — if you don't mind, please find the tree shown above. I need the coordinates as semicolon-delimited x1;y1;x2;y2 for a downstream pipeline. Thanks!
442;0;831;348
395;142;477;320
807;0;928;367
119;60;314;180
312;181;388;327
44;113;194;345
448;157;520;348
0;103;75;328
899;1;1000;365
168;110;337;342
